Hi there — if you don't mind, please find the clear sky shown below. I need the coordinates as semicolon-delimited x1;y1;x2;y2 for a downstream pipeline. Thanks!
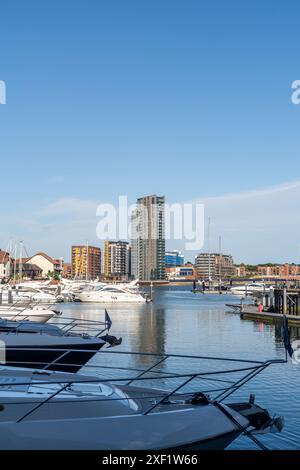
0;0;299;263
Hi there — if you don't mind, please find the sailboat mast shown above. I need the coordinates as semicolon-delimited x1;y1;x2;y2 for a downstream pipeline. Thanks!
219;235;222;288
13;244;18;284
208;217;211;283
18;241;23;283
7;239;12;280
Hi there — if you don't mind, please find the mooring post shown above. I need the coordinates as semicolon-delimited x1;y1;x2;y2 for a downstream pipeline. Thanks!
263;294;268;308
270;287;274;311
283;286;287;315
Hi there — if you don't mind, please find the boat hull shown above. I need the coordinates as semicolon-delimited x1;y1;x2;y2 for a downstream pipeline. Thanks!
0;311;54;323
5;343;103;372
77;294;146;303
168;430;241;450
2;334;106;372
0;403;248;450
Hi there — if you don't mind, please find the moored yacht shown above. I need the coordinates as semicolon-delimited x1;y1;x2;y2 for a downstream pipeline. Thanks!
2;334;107;373
2;289;59;304
76;285;147;303
230;283;273;296
0;312;120;372
0;308;55;323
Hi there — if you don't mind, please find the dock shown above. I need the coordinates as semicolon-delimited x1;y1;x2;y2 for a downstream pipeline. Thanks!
241;309;300;326
227;305;300;326
226;288;300;326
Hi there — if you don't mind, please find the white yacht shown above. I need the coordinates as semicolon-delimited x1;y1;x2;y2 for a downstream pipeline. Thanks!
76;285;147;303
0;308;55;323
1;288;58;305
230;283;273;296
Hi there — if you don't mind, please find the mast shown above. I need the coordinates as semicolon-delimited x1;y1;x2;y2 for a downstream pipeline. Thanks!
208;217;211;285
13;244;18;284
18;241;23;283
219;235;222;291
7;238;12;279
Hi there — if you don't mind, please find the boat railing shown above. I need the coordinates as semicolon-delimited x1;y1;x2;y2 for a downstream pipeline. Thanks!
0;298;33;312
0;347;286;423
0;315;111;337
48;315;111;336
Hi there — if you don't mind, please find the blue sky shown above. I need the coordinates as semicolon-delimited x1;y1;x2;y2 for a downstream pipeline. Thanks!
0;0;299;262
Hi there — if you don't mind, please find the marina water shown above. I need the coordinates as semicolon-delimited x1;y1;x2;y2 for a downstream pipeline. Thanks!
58;286;300;450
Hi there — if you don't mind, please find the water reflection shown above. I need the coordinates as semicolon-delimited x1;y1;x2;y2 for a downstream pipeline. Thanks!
130;305;166;367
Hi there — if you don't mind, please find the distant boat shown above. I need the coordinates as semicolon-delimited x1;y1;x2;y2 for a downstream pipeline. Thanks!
230;283;273;296
76;285;147;303
0;308;55;323
0;287;60;304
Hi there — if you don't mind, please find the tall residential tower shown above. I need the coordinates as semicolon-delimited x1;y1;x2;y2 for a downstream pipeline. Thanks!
131;195;165;281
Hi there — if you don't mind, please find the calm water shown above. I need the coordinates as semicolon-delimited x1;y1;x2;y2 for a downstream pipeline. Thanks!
58;285;300;450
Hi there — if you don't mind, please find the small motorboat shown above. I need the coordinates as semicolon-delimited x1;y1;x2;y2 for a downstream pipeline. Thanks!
0;351;285;450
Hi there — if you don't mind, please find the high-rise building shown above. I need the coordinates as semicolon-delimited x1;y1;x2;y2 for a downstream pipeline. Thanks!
131;195;166;281
131;210;140;280
165;250;184;268
105;240;131;278
71;245;101;279
195;253;235;280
